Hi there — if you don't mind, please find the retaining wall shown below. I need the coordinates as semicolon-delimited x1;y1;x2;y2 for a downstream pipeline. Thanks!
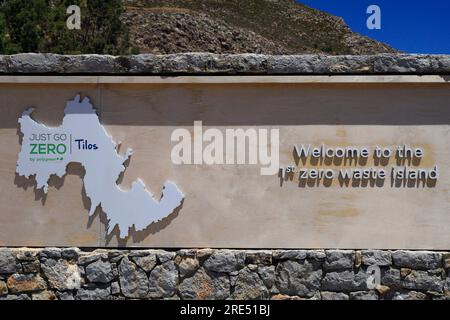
1;54;450;300
1;248;449;300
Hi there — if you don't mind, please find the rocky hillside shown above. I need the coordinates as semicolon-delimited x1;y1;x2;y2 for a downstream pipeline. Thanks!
121;0;397;55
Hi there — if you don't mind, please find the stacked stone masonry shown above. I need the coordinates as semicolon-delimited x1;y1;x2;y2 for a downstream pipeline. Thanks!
0;53;450;75
0;248;449;300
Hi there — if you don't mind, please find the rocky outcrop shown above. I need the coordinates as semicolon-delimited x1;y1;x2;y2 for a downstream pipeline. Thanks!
121;0;397;55
122;8;289;55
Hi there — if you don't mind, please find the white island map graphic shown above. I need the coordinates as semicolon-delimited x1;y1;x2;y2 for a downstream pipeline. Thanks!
16;95;184;238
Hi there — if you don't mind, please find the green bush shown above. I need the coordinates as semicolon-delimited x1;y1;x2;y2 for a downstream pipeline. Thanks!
0;0;131;54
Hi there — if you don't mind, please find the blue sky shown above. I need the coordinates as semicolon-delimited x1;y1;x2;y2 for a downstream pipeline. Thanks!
297;0;450;54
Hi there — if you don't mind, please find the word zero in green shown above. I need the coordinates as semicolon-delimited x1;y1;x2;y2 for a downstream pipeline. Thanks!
30;143;67;155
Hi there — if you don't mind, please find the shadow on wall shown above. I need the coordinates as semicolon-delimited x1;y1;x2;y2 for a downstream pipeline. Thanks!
95;84;450;126
14;160;179;246
97;201;184;247
2;84;450;128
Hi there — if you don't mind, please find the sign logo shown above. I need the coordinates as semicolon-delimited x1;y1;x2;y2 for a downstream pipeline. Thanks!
16;95;184;238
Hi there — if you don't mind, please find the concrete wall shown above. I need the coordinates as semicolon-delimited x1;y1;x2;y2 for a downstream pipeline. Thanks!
0;77;450;248
1;54;450;300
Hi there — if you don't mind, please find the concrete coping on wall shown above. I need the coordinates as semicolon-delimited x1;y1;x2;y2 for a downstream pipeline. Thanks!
0;53;450;75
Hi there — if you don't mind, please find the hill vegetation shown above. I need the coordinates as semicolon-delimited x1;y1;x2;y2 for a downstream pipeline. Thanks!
0;0;396;55
0;0;130;54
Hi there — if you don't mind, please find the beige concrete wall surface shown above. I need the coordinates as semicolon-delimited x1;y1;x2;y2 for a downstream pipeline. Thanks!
0;77;449;248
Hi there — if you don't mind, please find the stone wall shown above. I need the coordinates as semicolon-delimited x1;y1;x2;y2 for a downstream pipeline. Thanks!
0;53;450;75
1;55;450;301
0;248;449;300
